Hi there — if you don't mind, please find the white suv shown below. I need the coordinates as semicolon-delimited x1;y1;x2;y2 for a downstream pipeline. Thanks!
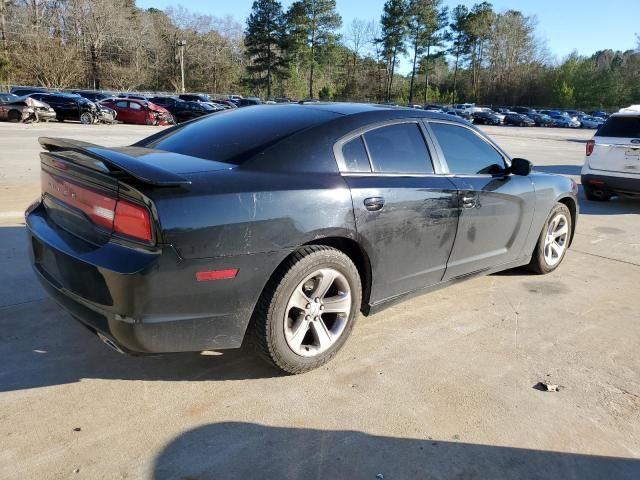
581;111;640;201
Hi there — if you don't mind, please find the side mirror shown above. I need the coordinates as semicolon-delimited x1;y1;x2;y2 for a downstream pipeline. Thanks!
510;158;533;176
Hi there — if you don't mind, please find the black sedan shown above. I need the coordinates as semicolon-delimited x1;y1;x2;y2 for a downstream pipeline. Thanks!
28;93;98;123
149;97;217;123
472;111;502;125
26;104;578;373
504;113;535;127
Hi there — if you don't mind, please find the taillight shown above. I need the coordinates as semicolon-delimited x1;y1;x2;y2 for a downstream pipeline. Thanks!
586;140;595;156
42;170;116;230
42;170;152;242
113;200;152;242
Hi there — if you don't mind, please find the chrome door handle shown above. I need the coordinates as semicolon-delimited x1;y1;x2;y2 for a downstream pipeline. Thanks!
364;197;385;212
461;195;476;209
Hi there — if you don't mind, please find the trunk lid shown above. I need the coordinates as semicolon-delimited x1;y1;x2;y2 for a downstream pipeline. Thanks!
39;137;229;246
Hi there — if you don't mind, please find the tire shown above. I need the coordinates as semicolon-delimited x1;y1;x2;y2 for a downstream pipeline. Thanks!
7;110;21;122
528;203;573;274
583;184;612;202
251;245;362;374
80;112;93;124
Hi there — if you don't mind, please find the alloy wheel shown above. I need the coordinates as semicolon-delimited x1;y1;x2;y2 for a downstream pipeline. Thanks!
543;213;569;266
283;268;351;357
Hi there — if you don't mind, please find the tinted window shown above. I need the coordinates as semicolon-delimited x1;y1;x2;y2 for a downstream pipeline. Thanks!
115;101;129;108
139;106;339;164
363;123;433;174
130;102;143;110
341;137;370;172
597;116;640;138
430;123;506;175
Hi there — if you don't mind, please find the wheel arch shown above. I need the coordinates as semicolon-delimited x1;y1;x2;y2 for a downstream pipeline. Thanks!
301;237;373;315
557;195;577;246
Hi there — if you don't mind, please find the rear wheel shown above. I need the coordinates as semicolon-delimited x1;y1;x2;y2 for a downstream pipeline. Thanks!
251;246;361;374
584;184;612;202
528;203;572;274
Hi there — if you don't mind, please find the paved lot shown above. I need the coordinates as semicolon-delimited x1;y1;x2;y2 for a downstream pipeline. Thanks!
0;122;638;479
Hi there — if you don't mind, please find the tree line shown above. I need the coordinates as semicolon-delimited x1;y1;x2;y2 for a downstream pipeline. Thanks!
0;0;638;110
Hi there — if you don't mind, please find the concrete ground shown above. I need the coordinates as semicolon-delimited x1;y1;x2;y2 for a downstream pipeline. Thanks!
0;122;638;480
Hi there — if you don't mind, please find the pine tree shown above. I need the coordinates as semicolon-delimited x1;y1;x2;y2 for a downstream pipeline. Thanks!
244;0;288;98
287;0;342;99
379;0;409;102
448;5;470;105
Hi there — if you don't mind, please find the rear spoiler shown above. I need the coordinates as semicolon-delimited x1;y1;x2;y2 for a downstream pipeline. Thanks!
39;137;191;187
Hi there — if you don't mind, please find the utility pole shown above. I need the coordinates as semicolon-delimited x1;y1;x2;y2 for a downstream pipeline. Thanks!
177;40;186;93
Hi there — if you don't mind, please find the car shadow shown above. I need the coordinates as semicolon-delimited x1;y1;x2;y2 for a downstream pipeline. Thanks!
151;422;640;480
0;225;283;392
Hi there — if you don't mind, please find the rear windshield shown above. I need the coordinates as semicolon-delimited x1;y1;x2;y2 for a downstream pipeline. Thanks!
597;116;640;138
138;106;337;164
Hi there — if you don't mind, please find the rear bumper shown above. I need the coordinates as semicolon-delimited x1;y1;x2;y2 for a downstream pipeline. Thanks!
581;173;640;196
27;203;284;354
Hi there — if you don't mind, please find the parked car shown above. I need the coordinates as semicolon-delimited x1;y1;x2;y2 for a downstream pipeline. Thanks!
471;111;502;125
512;107;537;116
118;93;148;101
589;111;609;119
96;104;118;124
26;104;578;373
148;97;215;123
582;111;640;201
100;98;173;125
504;113;535;126
10;86;48;96
580;116;605;129
179;94;211;103
530;113;554;127
0;93;21;104
72;91;115;103
28;93;98;124
550;114;580;128
210;99;237;109
0;99;38;122
444;110;473;123
237;97;262;107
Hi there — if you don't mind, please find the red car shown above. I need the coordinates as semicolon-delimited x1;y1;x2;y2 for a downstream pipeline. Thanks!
100;98;174;125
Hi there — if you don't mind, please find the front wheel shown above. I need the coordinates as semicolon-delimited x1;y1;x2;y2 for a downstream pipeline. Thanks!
80;112;94;124
528;203;573;274
251;246;362;374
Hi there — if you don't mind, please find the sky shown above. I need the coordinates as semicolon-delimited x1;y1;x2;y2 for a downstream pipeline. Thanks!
138;0;640;73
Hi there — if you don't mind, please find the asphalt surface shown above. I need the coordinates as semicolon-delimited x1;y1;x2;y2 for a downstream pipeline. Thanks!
0;121;638;480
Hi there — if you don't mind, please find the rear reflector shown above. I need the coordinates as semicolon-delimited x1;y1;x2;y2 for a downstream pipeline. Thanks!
586;140;595;156
196;269;239;282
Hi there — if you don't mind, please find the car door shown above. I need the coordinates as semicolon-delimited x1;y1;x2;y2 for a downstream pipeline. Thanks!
337;120;460;303
426;121;535;280
128;101;146;124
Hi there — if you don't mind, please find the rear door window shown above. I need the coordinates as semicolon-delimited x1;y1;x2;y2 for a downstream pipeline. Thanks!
430;123;506;175
341;137;371;172
363;123;434;174
597;116;640;138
